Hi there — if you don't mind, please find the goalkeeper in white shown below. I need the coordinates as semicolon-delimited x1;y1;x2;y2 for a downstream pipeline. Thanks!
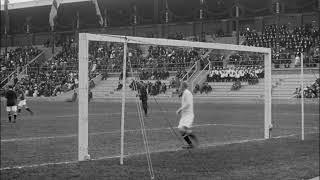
176;82;198;149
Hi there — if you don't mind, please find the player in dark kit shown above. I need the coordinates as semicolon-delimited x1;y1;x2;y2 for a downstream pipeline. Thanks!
139;83;148;116
5;85;18;123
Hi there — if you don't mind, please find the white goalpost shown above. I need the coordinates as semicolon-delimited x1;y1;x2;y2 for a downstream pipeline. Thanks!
77;33;272;161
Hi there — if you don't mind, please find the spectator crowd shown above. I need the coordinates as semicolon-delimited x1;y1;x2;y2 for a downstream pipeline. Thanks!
139;69;170;80
207;66;264;83
293;78;320;98
242;24;319;67
129;80;167;96
0;46;41;87
1;24;319;98
193;82;212;94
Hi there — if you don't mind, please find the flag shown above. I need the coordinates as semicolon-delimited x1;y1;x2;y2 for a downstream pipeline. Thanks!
104;8;108;27
76;11;80;29
165;0;168;10
165;0;169;23
49;0;61;28
26;16;32;33
92;0;103;26
4;0;9;34
132;4;137;25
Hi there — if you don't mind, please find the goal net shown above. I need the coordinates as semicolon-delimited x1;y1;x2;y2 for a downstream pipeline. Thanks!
78;33;273;162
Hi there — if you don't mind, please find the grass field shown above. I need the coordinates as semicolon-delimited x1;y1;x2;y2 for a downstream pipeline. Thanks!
1;98;319;179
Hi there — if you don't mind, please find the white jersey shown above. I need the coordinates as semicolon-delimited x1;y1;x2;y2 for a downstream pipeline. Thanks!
179;89;194;128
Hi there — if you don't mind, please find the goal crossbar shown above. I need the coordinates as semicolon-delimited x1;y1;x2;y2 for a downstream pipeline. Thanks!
85;33;271;53
78;33;272;161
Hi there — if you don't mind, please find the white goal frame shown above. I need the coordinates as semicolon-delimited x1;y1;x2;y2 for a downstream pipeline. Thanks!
78;33;272;161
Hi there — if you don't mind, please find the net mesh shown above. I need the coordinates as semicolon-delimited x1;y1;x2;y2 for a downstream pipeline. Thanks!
84;38;271;161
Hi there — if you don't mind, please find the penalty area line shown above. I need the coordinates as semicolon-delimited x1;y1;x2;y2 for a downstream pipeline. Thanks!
0;132;318;171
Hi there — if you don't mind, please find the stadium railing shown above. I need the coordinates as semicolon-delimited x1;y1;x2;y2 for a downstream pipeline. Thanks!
191;59;211;91
181;61;197;81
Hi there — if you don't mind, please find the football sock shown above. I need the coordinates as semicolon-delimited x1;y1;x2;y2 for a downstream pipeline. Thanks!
14;114;17;120
269;127;272;138
18;109;21;113
188;133;198;144
26;108;33;114
8;114;12;122
183;135;192;145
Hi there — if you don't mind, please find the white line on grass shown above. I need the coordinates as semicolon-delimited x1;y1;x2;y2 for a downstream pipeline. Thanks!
1;123;318;143
0;123;255;142
55;111;320;118
4;111;315;121
0;132;318;171
55;110;320;118
55;111;169;118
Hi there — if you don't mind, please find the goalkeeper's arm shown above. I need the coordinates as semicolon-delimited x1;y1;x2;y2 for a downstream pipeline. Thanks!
177;103;190;114
176;95;191;114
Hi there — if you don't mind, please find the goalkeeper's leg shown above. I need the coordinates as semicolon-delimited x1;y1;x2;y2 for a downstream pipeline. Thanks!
269;122;273;139
142;100;148;116
179;126;198;148
26;106;34;115
7;111;12;122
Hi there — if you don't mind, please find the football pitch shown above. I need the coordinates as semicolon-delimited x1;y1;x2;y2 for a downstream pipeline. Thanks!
1;99;319;179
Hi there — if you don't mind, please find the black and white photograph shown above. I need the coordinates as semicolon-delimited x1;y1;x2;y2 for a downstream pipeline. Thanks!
0;0;319;179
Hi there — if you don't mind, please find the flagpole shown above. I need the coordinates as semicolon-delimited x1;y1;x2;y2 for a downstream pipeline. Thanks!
104;8;107;28
76;11;80;43
51;26;55;54
49;0;61;54
235;0;240;45
163;0;169;38
5;28;8;61
4;0;9;59
132;4;137;36
200;0;204;42
92;0;104;27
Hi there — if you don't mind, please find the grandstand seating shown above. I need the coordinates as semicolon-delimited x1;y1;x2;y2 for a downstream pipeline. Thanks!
189;73;317;99
204;81;264;98
86;67;317;100
0;46;42;87
92;77;175;99
242;24;319;67
1;22;318;100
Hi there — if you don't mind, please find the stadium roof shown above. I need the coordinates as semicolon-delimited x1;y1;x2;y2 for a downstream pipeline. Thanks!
0;0;89;10
0;0;317;34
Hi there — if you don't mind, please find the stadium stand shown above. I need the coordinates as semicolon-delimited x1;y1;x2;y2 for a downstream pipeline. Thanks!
242;24;319;68
0;46;42;87
292;78;320;98
0;0;319;100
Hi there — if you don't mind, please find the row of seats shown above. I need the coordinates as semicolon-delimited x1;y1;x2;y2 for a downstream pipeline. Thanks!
0;47;41;87
242;24;319;65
